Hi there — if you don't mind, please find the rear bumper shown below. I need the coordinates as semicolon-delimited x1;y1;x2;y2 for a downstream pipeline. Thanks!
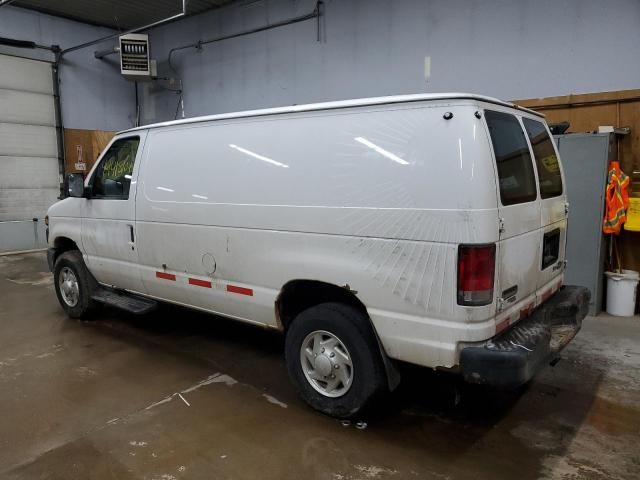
460;285;590;388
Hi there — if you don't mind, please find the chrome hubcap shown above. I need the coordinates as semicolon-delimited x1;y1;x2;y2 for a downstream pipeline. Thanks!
59;267;79;307
300;330;353;398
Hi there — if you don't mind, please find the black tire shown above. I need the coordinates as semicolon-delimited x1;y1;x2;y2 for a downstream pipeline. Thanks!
53;251;97;319
285;302;386;418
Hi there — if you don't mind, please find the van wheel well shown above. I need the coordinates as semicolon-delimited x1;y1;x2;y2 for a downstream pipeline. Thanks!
52;237;79;264
276;279;401;392
276;280;368;332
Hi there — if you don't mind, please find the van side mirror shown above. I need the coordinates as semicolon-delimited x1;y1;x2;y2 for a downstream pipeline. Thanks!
67;173;85;198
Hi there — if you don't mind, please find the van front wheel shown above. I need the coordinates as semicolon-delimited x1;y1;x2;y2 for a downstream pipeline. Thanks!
53;251;97;319
285;302;386;418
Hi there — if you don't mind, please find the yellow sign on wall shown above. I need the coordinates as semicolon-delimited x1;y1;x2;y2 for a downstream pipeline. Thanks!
624;197;640;231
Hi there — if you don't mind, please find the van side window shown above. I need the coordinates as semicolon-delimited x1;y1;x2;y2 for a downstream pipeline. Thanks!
522;118;563;199
485;111;537;206
91;137;140;199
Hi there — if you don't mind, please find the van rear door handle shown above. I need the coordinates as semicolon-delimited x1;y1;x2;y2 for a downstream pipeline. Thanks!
497;286;517;312
501;285;518;300
127;224;135;245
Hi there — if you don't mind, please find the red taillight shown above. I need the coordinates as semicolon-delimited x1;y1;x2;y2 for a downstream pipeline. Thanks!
457;244;496;306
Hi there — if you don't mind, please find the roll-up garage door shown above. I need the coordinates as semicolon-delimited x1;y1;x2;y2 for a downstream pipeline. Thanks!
0;54;59;253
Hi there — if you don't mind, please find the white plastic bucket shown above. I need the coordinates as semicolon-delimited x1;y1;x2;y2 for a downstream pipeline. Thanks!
605;270;639;317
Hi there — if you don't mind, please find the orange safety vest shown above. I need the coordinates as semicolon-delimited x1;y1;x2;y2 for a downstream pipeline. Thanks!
603;161;630;234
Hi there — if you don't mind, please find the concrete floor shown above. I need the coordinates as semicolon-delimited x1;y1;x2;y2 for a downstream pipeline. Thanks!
0;253;638;480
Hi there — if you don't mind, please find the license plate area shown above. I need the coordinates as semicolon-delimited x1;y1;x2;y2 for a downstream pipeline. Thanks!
542;228;560;270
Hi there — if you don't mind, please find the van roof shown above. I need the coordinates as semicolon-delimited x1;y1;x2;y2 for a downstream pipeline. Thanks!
120;92;543;134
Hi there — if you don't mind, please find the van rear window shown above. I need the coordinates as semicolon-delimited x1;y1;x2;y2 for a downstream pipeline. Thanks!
522;118;563;199
485;111;537;206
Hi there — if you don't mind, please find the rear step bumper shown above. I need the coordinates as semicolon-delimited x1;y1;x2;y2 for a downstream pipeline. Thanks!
460;285;590;388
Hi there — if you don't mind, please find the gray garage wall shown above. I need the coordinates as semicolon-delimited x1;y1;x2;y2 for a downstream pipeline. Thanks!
0;6;136;131
140;0;640;124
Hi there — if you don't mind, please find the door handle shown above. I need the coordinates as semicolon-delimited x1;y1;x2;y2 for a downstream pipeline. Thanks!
501;285;518;300
127;224;135;250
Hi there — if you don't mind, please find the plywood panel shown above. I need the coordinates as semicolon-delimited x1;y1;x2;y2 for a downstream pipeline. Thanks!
516;89;640;109
515;88;640;279
523;104;618;133
620;102;640;183
515;89;640;175
64;129;115;175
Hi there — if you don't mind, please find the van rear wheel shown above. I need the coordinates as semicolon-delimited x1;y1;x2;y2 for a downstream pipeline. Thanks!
53;251;97;319
285;302;386;418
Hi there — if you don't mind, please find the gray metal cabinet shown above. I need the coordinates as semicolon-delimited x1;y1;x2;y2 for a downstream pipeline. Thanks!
554;133;614;315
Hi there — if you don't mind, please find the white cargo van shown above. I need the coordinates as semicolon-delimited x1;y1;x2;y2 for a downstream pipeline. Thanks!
46;93;589;417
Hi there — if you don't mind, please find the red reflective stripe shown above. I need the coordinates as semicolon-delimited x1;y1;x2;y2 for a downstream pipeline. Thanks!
519;303;534;320
189;278;212;288
226;284;253;296
156;272;176;281
496;317;510;334
541;289;552;302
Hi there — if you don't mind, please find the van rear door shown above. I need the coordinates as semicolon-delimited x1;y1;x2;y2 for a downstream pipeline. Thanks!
521;117;567;298
485;110;541;321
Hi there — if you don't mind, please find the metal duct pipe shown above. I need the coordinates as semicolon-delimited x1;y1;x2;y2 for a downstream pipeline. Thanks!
60;0;187;57
164;1;322;119
0;36;35;48
168;0;322;60
94;45;120;59
51;1;187;194
94;1;323;60
52;52;66;198
0;36;58;52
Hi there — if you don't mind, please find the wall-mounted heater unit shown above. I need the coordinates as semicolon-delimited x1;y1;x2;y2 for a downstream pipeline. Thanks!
120;33;154;80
